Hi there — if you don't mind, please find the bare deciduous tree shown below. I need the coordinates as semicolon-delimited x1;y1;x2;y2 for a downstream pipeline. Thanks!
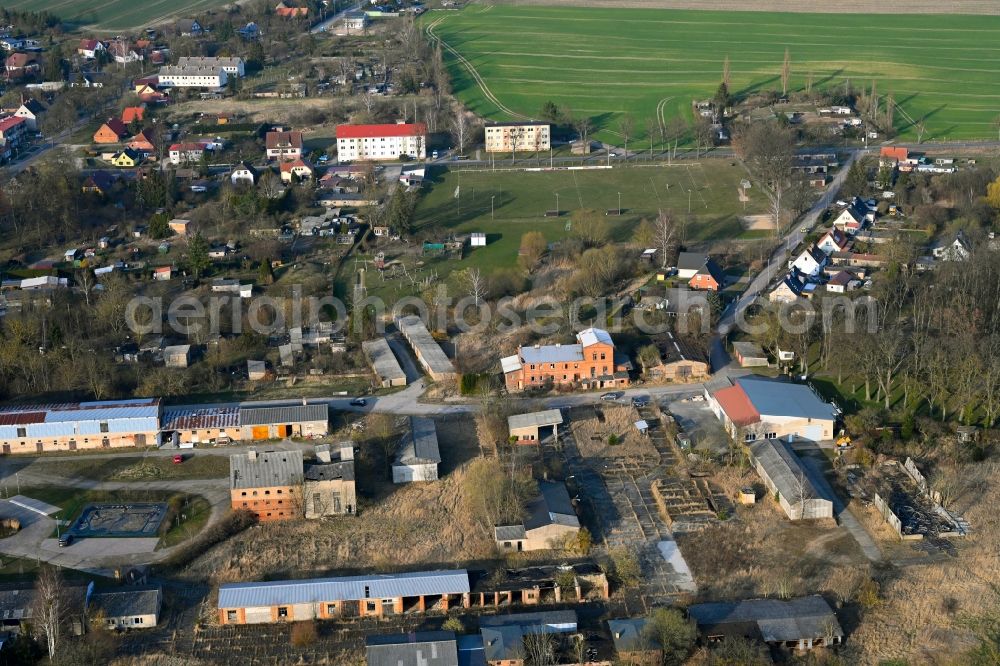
452;107;469;156
33;564;64;660
781;47;791;95
652;208;677;268
722;54;731;88
617;113;634;156
465;267;487;307
732;122;795;235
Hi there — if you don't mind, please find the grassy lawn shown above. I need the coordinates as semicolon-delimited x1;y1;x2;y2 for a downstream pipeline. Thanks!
167;376;376;405
31;454;231;483
427;6;1000;142
159;495;213;549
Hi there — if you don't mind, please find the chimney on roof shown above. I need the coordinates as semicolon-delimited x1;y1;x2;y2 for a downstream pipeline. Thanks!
247;449;258;461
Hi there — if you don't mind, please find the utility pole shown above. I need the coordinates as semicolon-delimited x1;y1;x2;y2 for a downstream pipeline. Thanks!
491;195;495;220
687;189;692;214
618;191;621;216
555;192;560;215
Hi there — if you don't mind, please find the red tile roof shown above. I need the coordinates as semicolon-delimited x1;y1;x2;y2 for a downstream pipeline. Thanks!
0;411;45;426
121;106;145;123
279;159;312;172
713;384;760;427
265;131;303;149
100;118;129;138
0;115;26;134
336;123;427;139
169;143;204;152
880;146;908;161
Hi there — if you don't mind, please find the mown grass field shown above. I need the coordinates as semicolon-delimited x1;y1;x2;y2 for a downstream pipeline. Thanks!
427;5;1000;142
7;0;232;31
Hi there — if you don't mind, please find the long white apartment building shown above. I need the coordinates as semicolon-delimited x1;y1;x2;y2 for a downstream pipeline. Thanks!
484;121;551;153
157;66;228;89
336;122;427;162
176;56;245;77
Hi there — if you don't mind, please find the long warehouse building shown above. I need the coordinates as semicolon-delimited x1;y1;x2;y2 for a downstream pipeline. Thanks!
395;315;456;382
0;399;161;454
218;569;471;624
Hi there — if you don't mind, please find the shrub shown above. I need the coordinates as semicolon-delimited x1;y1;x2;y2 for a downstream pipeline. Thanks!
441;616;464;633
290;620;317;647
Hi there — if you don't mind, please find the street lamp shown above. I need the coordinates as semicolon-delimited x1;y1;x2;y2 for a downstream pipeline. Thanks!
491;195;495;220
687;189;692;214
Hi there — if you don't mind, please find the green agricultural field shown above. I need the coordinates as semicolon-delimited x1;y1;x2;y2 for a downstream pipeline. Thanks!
7;0;231;30
426;5;1000;142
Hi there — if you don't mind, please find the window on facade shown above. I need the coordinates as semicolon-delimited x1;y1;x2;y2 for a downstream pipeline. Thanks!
264;490;270;495
277;489;283;494
134;617;143;624
600;353;606;360
327;603;337;614
227;610;237;622
16;427;25;438
366;601;377;612
278;607;288;618
252;491;258;496
100;422;109;433
592;353;597;361
241;491;247;496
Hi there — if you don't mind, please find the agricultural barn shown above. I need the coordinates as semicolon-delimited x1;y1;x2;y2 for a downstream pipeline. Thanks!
393;417;441;483
0;399;161;454
507;409;563;444
217;569;471;624
362;338;407;388
87;586;162;629
366;631;459;666
748;439;833;521
239;404;329;440
705;375;837;443
648;332;709;381
495;481;580;552
688;596;843;651
395;315;456;382
230;449;305;521
0;581;91;635
161;407;241;446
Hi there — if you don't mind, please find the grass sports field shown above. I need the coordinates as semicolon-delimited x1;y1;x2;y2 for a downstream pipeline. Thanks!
6;0;231;31
426;5;1000;142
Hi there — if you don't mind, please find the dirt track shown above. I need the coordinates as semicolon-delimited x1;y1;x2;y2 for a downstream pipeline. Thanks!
496;0;1000;14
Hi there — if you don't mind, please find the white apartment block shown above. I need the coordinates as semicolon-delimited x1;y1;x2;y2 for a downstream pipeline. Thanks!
176;56;245;77
485;121;550;153
336;123;427;162
157;66;228;89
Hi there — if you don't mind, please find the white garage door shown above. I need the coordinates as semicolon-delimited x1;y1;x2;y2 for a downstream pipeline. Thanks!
801;425;825;441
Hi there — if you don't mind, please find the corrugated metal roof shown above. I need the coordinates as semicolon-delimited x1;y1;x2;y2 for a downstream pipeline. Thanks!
577;327;613;348
688;596;843;642
736;376;837;421
218;569;469;609
163;407;240;430
362;339;406;383
366;631;459;666
749;439;827;503
239;404;328;426
395;316;455;377
230;450;304;489
499;355;522;374
507;410;563;432
519;343;583;365
396;417;440;465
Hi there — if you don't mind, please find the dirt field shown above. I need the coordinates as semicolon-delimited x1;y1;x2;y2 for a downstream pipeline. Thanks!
570;404;659;461
676;467;867;602
503;0;1000;13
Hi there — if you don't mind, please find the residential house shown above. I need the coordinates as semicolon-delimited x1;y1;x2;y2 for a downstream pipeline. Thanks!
157;65;227;89
265;130;303;160
88;586;162;629
879;145;908;167
231;162;258;185
94;118;129;144
393;416;441;483
689;257;726;291
790;245;827;277
343;11;369;31
608;618;661;666
82;171;115;195
366;631;459;666
0;38;24;52
705;374;838;443
495;481;580;552
110;148;141;168
126;130;156;153
0;115;28;147
507;409;563;444
304;444;357;518
152;265;172;281
826;270;859;293
501;327;631;392
5;53;40;78
14;98;45;130
77;39;106;59
768;272;804;304
731;341;767;368
121;106;145;124
168;142;204;165
484;121;551;153
279;158;313;183
816;228;850;255
931;231;971;261
647;331;709;381
832;199;870;235
230;448;304;521
218;569;470;625
175;19;203;36
688;596;843;651
336;123;427;162
238;22;261;40
275;1;310;18
109;40;143;64
675;251;707;279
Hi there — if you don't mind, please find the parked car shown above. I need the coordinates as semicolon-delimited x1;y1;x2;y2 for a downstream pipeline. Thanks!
173;454;184;464
350;398;367;407
58;534;72;547
600;392;622;402
631;396;650;408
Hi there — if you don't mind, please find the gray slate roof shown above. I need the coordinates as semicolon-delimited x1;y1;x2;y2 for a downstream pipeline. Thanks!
507;409;563;432
363;338;406;384
230;449;304;489
676;252;706;271
688;595;843;643
524;481;579;531
608;618;656;654
396;417;441;466
218;569;470;609
89;586;162;619
366;631;458;666
239;404;328;426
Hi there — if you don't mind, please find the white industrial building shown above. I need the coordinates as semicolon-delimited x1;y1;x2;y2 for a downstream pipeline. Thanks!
157;65;228;89
176;56;245;77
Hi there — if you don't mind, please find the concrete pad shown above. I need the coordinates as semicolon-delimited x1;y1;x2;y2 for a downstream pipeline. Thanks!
657;539;697;592
40;537;159;557
0;499;47;526
9;495;61;516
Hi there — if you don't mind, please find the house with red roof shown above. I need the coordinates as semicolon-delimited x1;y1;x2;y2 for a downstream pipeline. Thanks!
706;375;837;443
5;52;40;78
879;146;908;166
168;142;205;165
816;228;850;255
94;118;129;144
275;1;309;17
126;130;156;154
265;130;303;160
78;39;106;59
336;122;427;162
0;115;27;147
279;158;314;183
688;258;726;291
121;106;145;124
